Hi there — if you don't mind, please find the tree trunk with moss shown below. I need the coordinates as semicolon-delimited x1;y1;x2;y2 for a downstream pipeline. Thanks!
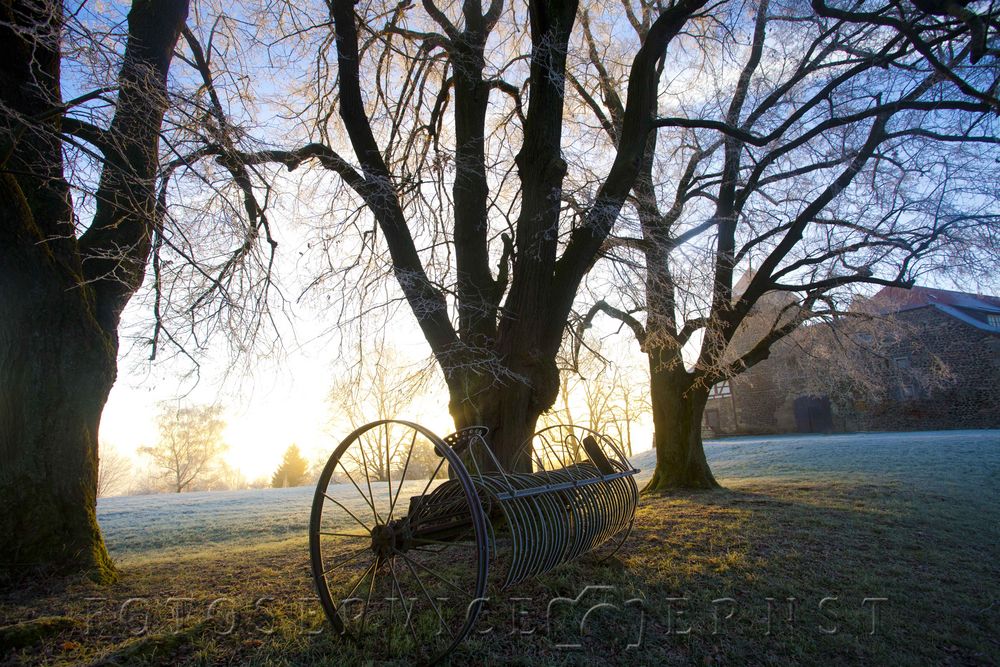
0;0;189;580
0;231;119;580
643;350;720;492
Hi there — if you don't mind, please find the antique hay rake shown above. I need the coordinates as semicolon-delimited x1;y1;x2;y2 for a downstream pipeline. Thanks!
309;420;639;662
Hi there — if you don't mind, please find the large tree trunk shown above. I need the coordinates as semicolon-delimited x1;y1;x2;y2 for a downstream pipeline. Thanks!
446;344;560;473
450;382;544;474
0;0;188;581
643;355;720;491
0;217;118;581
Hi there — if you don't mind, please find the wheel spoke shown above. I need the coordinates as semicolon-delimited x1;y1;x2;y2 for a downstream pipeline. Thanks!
355;438;384;525
344;559;378;600
388;559;420;645
361;556;379;635
388;429;418;522
319;531;370;539
401;555;454;639
322;545;372;576
396;551;472;600
336;458;381;525
323;492;373;533
384;423;393;526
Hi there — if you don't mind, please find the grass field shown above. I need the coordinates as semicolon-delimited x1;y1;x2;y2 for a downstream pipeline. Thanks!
1;430;998;665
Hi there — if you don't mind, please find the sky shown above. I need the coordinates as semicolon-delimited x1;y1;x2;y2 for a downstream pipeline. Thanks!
99;313;654;484
84;0;996;490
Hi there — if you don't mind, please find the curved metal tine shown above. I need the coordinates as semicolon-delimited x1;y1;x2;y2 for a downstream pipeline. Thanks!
399;554;455;639
388;428;418;522
533;432;555;472
547;476;572;572
542;428;570;472
563;433;581;466
598;432;631;470
410;455;449;521
323;492;374;534
514;475;545;581
471;437;517;492
322;544;372;576
534;485;563;576
509;476;543;585
467;437;486;481
335;458;382;526
502;495;529;588
534;489;559;578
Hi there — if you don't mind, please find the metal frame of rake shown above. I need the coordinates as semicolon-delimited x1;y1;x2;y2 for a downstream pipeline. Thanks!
309;420;639;663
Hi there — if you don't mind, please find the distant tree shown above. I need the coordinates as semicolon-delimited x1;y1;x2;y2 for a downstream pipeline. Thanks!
405;441;447;480
604;365;651;458
247;477;272;490
272;444;310;488
139;404;228;493
546;344;650;458
328;348;427;481
97;446;132;498
217;462;248;491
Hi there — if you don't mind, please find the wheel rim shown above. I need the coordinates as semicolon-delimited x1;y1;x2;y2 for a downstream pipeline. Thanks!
309;420;489;663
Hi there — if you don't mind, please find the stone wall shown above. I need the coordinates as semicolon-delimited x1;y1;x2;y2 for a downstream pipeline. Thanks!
704;306;1000;435
854;307;1000;431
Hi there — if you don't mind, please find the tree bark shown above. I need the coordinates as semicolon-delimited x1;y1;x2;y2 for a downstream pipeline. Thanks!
0;217;118;581
0;0;189;581
447;347;560;473
643;353;720;491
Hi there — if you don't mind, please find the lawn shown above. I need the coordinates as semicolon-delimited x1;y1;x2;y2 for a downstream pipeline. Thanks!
1;430;998;665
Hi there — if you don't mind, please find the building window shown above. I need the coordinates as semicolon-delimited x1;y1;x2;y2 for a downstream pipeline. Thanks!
709;381;731;398
893;355;919;399
705;409;720;432
855;332;874;345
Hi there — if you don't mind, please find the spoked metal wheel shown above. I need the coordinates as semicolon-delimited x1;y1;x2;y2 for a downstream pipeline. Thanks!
309;420;489;664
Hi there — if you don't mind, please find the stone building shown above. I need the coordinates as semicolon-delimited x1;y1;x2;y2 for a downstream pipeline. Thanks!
703;286;1000;436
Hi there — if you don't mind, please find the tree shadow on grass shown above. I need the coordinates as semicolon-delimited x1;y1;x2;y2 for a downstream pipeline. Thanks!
1;478;996;665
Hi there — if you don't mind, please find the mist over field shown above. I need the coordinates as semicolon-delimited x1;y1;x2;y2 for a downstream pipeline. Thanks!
97;430;1000;560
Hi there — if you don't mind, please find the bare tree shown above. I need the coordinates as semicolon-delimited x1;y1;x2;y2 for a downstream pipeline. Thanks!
543;342;649;459
328;349;429;481
175;0;719;473
216;462;249;492
771;306;956;417
604;365;651;458
0;0;291;577
0;0;190;578
576;0;999;489
97;446;132;498
139;404;228;493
